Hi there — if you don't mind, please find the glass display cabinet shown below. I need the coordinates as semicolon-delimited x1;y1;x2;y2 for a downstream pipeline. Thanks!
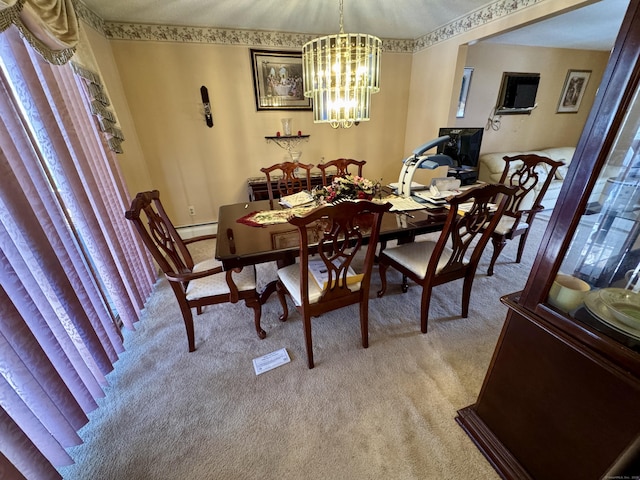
456;1;640;478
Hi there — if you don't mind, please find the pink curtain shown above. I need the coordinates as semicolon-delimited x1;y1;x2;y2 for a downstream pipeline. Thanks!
0;27;155;478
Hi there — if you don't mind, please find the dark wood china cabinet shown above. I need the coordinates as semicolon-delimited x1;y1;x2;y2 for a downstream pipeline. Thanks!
456;1;640;478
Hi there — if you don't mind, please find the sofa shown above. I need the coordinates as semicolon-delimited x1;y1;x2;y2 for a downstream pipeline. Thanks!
478;147;575;210
478;146;620;210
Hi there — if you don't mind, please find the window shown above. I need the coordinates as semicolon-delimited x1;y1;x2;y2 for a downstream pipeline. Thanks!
496;72;541;115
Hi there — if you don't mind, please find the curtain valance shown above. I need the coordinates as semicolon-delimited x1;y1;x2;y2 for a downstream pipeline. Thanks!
0;0;78;65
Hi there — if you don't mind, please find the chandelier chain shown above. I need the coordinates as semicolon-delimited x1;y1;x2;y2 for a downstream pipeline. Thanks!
339;0;344;34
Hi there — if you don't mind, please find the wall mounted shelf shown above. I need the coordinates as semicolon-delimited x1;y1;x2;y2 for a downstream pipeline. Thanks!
265;135;310;153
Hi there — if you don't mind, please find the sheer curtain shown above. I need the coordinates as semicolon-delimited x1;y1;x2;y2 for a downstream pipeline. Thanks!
0;26;155;479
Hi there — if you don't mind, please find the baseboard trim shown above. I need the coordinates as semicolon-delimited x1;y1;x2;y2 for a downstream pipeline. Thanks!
176;222;218;239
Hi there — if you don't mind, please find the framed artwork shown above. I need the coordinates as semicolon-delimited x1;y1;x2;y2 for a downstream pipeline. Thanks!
456;67;474;118
557;70;591;113
250;49;312;111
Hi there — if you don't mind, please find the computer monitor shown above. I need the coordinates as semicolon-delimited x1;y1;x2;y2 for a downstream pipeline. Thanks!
436;127;484;169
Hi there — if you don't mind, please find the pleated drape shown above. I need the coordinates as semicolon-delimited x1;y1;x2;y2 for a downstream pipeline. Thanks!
0;0;78;65
0;27;155;479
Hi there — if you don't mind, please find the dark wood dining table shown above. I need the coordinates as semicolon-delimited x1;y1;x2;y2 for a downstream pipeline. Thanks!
215;198;449;304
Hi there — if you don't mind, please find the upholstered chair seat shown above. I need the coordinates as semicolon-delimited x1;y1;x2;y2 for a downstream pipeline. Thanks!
275;199;391;368
377;183;517;333
277;262;361;306
492;217;528;236
485;154;564;276
126;190;263;352
381;241;454;279
186;258;257;300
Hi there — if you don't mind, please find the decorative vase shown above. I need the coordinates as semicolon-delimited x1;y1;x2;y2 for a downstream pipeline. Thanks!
281;118;293;136
290;151;302;163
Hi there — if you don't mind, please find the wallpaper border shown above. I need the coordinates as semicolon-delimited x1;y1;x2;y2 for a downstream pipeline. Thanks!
74;0;543;53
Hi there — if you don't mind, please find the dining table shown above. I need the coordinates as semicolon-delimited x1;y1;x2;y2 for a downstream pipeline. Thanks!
215;196;450;305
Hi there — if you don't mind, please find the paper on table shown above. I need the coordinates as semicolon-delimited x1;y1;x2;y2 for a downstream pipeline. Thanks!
449;202;498;216
279;191;314;208
414;191;448;204
253;348;291;375
387;181;427;191
384;195;427;211
457;202;497;212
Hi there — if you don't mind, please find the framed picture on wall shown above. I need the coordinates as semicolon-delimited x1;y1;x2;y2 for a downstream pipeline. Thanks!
250;49;312;111
457;67;474;118
557;69;591;113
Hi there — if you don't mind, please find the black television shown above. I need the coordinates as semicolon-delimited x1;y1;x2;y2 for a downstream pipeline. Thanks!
436;127;484;169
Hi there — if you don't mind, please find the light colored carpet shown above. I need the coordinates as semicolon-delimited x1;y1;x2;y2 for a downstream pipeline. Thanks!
58;218;547;480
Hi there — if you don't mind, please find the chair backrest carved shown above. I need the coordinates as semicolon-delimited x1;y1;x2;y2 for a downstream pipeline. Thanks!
499;154;564;224
260;161;314;200
431;183;517;279
125;190;193;276
289;200;391;307
318;158;367;186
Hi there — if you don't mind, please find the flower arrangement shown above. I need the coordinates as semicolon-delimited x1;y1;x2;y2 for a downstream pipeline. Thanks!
312;174;381;204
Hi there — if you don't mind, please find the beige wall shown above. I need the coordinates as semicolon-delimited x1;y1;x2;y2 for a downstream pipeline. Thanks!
463;43;609;153
80;0;614;227
86;36;411;226
402;0;603;155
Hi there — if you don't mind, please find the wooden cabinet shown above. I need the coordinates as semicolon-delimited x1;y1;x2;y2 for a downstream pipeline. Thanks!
456;1;640;478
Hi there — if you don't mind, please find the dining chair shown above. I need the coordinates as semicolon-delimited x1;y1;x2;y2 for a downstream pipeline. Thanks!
125;190;263;352
377;183;517;333
260;161;315;200
275;199;392;368
318;158;367;186
486;154;564;276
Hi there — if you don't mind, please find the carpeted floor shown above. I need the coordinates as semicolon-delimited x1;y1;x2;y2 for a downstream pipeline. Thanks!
57;216;549;480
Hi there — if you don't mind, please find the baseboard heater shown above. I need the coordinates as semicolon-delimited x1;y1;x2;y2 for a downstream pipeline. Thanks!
176;221;218;239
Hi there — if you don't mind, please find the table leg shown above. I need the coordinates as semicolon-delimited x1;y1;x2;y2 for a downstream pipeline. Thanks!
258;254;295;306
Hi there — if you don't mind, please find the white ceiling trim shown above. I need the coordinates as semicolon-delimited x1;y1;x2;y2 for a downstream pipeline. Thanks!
75;0;545;53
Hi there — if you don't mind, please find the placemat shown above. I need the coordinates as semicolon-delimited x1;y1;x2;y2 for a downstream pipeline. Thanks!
237;205;316;227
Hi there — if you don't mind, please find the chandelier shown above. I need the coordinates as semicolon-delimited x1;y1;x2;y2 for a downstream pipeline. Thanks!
302;0;382;129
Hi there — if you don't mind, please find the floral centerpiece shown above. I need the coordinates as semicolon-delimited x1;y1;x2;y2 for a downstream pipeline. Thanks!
312;174;381;204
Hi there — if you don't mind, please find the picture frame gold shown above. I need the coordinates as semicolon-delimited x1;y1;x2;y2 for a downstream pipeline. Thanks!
250;49;312;111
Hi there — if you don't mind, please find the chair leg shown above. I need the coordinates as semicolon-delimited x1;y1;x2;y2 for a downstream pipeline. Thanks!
302;313;314;369
178;304;196;352
401;275;409;293
275;280;289;322
487;234;507;277
461;273;476;318
420;285;433;333
515;231;530;263
377;261;389;298
245;295;265;339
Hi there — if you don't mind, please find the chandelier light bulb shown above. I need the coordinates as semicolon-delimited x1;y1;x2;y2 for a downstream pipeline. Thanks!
302;0;381;129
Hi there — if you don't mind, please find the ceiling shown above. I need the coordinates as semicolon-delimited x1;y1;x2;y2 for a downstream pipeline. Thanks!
483;0;629;50
80;0;629;51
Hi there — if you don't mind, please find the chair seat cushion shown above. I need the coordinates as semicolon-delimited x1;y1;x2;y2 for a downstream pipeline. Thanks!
494;218;530;236
277;261;361;306
383;241;454;279
185;258;256;300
